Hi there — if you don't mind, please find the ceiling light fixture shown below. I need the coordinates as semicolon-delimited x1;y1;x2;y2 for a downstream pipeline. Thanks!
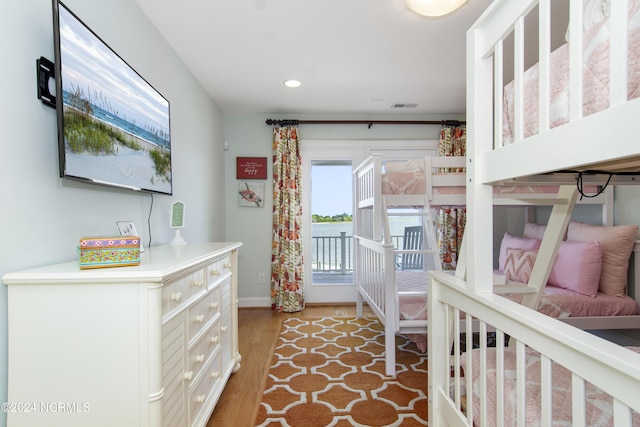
405;0;468;17
283;79;301;88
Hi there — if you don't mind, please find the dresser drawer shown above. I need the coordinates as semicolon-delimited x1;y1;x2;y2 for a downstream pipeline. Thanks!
206;255;231;287
189;353;222;427
187;286;221;345
187;319;221;386
163;268;206;318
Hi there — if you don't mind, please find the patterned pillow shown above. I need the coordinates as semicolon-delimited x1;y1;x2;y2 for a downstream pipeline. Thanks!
498;232;542;271
504;247;538;284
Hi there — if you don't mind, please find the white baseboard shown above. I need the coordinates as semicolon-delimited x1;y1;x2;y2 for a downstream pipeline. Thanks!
239;297;271;308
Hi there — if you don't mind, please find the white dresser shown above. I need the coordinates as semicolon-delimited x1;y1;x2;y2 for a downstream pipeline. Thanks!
2;242;242;427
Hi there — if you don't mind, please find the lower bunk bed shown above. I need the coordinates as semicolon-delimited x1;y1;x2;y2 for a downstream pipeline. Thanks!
428;270;640;427
356;232;640;377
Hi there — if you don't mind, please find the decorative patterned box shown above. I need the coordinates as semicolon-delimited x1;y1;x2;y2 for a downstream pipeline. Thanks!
79;236;141;269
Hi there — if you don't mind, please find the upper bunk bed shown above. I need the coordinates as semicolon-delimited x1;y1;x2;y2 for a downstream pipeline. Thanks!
429;0;640;425
473;0;640;187
459;0;640;296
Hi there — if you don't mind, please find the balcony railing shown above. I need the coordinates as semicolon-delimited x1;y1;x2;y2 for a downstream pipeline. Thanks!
312;232;402;274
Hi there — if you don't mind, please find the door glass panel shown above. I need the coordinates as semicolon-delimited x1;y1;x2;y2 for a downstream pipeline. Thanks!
311;161;353;285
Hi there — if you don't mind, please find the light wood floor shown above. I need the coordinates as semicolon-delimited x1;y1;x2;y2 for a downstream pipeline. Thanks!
205;305;640;426
206;304;375;426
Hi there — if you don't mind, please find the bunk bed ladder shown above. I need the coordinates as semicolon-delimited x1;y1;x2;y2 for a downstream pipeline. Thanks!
520;185;579;309
455;185;579;305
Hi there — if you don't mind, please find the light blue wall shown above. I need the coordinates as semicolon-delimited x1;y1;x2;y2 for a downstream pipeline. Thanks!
0;1;226;424
224;114;640;305
223;113;466;305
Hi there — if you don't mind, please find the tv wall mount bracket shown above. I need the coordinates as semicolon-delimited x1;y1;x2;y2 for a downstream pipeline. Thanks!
37;56;56;110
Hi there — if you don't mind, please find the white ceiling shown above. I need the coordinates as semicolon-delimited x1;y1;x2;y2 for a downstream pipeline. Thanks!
135;0;494;115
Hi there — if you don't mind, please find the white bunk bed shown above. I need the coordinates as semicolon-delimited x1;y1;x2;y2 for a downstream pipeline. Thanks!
352;153;631;377
429;0;640;425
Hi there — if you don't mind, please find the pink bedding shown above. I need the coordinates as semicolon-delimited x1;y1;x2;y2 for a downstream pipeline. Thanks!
381;171;598;197
393;271;639;352
397;270;429;322
503;0;640;144
463;346;640;426
396;272;638;323
381;171;427;194
506;284;639;318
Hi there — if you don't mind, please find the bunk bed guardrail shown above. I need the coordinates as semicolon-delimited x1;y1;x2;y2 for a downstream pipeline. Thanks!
428;271;640;427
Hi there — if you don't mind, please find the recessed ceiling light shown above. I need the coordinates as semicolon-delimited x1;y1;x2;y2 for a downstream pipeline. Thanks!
284;80;301;88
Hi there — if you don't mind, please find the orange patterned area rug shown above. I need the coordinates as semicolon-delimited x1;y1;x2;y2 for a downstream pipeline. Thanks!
253;317;428;427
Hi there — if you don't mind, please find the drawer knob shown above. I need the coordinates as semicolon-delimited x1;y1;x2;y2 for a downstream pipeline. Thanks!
211;371;220;379
223;263;232;269
210;269;220;276
209;302;219;310
192;280;203;288
195;315;205;323
183;371;193;381
221;326;228;333
196;354;205;363
210;336;219;344
196;395;206;404
170;292;182;302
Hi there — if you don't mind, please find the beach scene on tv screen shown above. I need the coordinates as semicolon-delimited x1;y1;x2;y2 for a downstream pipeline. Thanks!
59;5;172;194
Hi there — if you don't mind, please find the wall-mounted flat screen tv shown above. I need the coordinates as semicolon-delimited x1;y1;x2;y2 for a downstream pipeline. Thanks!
52;0;173;195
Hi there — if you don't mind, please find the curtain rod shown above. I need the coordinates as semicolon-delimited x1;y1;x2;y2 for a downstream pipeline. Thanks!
265;119;465;128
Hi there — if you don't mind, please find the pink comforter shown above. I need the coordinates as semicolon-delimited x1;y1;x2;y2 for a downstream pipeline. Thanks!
381;171;597;197
503;0;640;144
507;284;639;318
397;273;638;322
395;272;639;352
463;346;640;426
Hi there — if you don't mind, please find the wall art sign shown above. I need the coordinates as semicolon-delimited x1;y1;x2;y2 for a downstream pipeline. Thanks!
236;157;267;179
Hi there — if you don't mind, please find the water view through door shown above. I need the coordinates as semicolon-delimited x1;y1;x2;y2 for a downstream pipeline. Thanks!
311;162;354;285
310;163;423;285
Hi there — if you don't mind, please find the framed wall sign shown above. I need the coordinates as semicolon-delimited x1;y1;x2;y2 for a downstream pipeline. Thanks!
237;157;267;179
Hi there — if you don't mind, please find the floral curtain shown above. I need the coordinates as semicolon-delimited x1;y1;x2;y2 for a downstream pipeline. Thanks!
271;126;305;312
437;126;466;172
437;126;467;270
437;207;466;270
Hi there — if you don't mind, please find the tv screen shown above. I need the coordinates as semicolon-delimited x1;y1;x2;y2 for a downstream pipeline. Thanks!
52;0;172;195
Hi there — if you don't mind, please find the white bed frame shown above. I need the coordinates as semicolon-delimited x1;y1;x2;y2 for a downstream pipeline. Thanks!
352;153;627;377
430;0;640;425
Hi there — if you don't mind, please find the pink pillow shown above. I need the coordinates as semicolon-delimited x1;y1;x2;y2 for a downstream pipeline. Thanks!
547;240;602;297
498;233;541;271
504;248;537;283
567;221;638;296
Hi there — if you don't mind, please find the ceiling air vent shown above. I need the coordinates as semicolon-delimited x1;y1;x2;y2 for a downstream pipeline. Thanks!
391;103;418;109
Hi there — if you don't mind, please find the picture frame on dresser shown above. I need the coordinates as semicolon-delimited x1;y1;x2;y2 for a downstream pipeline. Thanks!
116;220;144;252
